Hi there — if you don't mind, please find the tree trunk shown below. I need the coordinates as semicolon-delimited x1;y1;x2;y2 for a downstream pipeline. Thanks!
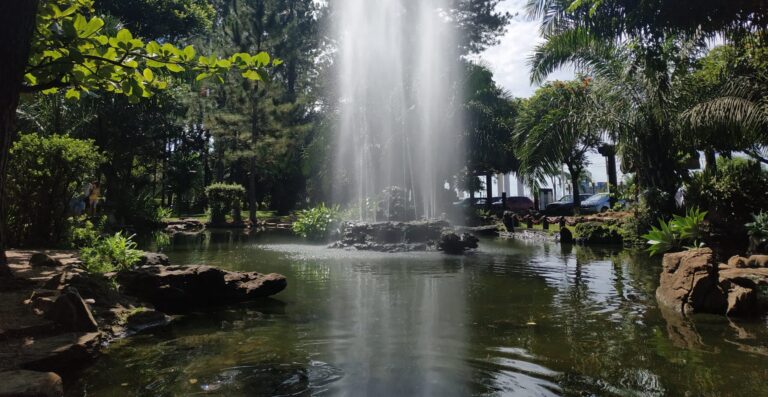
0;0;39;276
704;149;717;176
568;164;582;215
485;173;493;211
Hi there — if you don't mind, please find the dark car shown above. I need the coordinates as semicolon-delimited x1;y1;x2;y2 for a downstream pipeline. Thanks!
580;193;625;214
492;196;534;213
544;194;593;215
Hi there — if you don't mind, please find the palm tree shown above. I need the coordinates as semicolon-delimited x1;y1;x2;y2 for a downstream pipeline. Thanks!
513;80;601;213
525;1;705;215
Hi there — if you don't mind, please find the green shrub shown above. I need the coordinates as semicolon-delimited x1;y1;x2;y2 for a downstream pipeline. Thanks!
64;215;106;249
79;232;143;274
643;207;708;256
6;133;104;247
205;183;246;224
746;211;768;253
574;222;623;245
293;203;341;241
685;158;768;236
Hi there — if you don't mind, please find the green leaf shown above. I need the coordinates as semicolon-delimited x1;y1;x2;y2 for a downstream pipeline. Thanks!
254;52;270;66
116;29;133;43
242;70;261;80
65;88;81;100
166;63;184;73
142;68;154;81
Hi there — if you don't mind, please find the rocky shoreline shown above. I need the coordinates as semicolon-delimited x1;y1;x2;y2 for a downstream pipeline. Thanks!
0;250;286;397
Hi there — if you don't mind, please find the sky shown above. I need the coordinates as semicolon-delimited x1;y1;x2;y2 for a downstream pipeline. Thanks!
475;0;618;185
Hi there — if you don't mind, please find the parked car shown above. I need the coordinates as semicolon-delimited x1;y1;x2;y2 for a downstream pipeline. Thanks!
579;193;624;214
544;194;593;215
453;197;482;208
492;196;534;213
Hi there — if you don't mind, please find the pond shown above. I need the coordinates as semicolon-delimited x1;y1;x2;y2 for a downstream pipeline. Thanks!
70;231;768;396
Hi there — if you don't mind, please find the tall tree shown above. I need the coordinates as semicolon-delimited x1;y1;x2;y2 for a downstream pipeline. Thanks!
513;80;601;213
0;0;274;277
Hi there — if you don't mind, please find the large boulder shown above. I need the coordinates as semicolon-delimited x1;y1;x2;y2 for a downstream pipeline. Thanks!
0;370;63;397
43;288;98;333
116;265;287;313
138;252;171;267
656;248;726;315
657;248;768;317
0;332;100;374
437;232;479;255
29;253;62;268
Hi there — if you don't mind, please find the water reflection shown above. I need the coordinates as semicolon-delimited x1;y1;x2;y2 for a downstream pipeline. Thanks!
70;231;768;396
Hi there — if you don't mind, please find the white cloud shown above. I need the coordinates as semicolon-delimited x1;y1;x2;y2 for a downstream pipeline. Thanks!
476;1;618;183
476;0;574;98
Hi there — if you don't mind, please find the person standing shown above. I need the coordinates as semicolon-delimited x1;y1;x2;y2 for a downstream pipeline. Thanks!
88;181;101;216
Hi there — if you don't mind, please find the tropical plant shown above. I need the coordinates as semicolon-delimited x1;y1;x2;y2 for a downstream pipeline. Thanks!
79;232;142;273
513;79;601;213
746;211;768;254
65;215;106;249
643;207;708;255
292;203;341;241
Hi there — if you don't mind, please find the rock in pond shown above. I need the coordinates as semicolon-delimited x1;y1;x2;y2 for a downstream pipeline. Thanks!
657;248;768;317
138;252;171;267
437;232;479;255
330;220;478;254
116;265;287;313
0;370;63;397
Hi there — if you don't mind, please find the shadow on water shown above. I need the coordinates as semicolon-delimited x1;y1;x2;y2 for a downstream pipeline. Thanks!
70;231;768;396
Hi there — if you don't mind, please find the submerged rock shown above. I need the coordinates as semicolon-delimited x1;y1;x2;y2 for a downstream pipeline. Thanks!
116;265;287;313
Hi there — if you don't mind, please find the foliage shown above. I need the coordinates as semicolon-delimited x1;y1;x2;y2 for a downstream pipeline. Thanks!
292;203;341;241
65;215;106;249
574;222;623;245
95;0;216;39
464;63;520;175
5;133;104;247
79;232;142;273
205;183;245;224
643;207;708;256
24;0;280;100
746;211;768;253
684;158;768;236
514;79;601;211
376;186;416;222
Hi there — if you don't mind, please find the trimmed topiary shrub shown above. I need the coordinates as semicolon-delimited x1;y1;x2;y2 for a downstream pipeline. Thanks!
205;183;246;224
575;222;623;245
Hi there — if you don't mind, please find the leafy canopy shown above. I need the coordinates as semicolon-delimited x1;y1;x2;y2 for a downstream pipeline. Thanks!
25;0;282;102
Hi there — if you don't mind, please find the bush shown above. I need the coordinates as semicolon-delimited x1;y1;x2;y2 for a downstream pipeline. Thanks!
574;222;623;245
377;186;415;221
79;232;143;274
746;211;768;254
205;183;246;224
6;133;104;247
685;158;768;237
64;215;106;249
642;207;708;256
293;203;341;241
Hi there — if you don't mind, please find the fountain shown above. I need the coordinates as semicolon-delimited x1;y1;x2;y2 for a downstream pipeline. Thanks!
332;0;464;222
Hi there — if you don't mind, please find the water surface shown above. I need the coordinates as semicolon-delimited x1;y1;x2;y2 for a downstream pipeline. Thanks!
71;231;768;396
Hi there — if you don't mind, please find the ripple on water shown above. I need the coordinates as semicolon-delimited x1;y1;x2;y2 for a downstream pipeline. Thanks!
468;347;562;396
178;361;344;396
